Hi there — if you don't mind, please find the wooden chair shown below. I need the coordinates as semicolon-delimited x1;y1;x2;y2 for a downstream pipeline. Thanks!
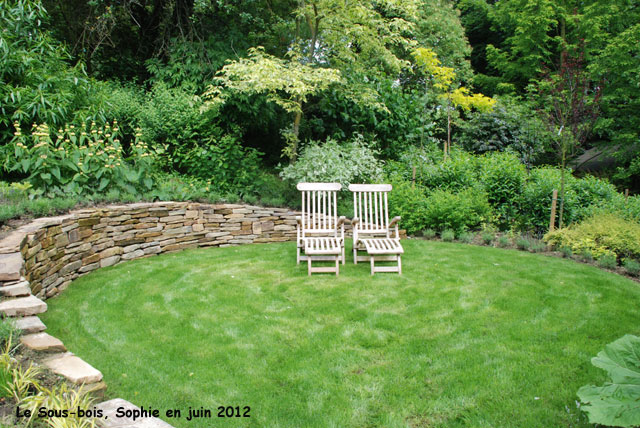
296;183;346;275
349;184;403;275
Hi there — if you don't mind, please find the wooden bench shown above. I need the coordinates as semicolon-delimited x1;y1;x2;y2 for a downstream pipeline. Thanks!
303;237;342;276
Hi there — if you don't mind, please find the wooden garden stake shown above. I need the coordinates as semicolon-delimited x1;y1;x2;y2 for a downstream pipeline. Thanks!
411;166;416;189
625;188;629;201
549;189;558;232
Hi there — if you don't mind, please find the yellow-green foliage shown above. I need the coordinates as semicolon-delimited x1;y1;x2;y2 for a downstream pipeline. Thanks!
544;214;640;261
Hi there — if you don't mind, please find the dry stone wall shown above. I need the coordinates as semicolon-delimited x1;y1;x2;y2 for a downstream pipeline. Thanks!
3;202;300;299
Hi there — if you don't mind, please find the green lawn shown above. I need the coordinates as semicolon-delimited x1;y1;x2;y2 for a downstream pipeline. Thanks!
41;240;640;427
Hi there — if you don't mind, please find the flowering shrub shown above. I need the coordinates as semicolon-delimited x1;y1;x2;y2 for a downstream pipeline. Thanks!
6;121;157;197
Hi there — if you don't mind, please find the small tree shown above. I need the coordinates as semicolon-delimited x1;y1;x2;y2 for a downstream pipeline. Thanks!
412;48;495;159
202;47;340;162
536;48;602;228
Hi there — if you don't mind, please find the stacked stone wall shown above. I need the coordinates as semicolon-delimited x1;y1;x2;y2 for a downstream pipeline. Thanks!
6;202;300;299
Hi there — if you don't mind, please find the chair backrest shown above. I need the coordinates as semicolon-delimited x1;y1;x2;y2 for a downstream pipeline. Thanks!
297;182;341;236
348;184;392;235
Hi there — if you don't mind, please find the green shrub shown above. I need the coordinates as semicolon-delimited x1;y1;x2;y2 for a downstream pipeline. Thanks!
281;135;383;189
478;152;526;229
458;231;473;243
422;187;492;233
580;250;594;263
516;236;531;251
623;259;640;276
559;246;573;258
417;149;481;192
423;229;436;239
441;229;455;242
531;240;547;253
5;121;157;197
498;235;510;247
250;172;299;208
544;213;640;261
481;229;494;245
597;254;617;269
387;180;429;235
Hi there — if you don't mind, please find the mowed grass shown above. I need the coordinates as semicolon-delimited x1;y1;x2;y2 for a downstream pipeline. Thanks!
42;240;640;427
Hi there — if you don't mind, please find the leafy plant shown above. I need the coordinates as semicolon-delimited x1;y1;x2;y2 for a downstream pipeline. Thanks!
422;187;492;233
497;235;510;248
516;236;531;251
559;246;573;258
597;254;617;269
280;135;383;189
441;229;455;242
458;231;474;244
423;229;436;239
544;213;640;261
5;121;157;197
623;259;640;277
577;334;640;427
26;383;97;428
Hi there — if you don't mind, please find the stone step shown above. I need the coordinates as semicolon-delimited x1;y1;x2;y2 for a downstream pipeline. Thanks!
0;295;47;316
43;353;103;384
96;398;175;428
1;276;27;287
0;252;23;281
20;332;66;352
1;282;31;297
13;316;46;334
83;381;107;400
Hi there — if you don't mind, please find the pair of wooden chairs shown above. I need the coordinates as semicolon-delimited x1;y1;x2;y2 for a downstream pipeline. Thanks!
295;182;403;276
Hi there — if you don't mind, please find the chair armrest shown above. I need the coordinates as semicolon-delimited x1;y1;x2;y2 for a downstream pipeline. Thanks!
351;217;360;227
337;216;346;227
296;216;302;226
389;216;401;228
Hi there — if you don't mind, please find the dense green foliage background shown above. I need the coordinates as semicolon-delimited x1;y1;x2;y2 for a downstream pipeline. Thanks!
1;0;639;241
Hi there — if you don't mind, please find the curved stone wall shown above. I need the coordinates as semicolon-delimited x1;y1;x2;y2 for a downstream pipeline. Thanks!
1;202;300;299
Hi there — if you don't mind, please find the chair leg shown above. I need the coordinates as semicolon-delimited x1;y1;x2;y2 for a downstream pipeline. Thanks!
342;247;345;265
335;257;339;276
297;247;301;265
353;248;358;264
307;258;312;276
370;256;375;275
398;255;402;275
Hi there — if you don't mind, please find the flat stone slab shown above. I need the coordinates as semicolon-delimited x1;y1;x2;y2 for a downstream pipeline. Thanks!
43;353;102;384
0;295;47;316
1;282;31;297
0;231;26;254
13;316;46;334
20;332;66;352
0;252;23;281
96;398;175;428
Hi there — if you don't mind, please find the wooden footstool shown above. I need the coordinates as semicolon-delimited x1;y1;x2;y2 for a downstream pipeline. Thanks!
303;237;342;276
361;238;404;275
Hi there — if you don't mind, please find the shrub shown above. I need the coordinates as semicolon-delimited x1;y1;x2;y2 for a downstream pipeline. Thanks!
559;246;573;258
422;187;492;232
387;180;429;235
482;231;494;245
478;152;526;229
580;250;594;263
623;259;640;277
250;172;299;208
423;229;436;239
177;134;262;193
5;121;157;197
531;240;547;253
441;229;455;242
458;231;473;243
417;149;481;192
280;135;383;189
498;235;510;247
516;236;531;251
544;213;640;261
597;254;617;269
